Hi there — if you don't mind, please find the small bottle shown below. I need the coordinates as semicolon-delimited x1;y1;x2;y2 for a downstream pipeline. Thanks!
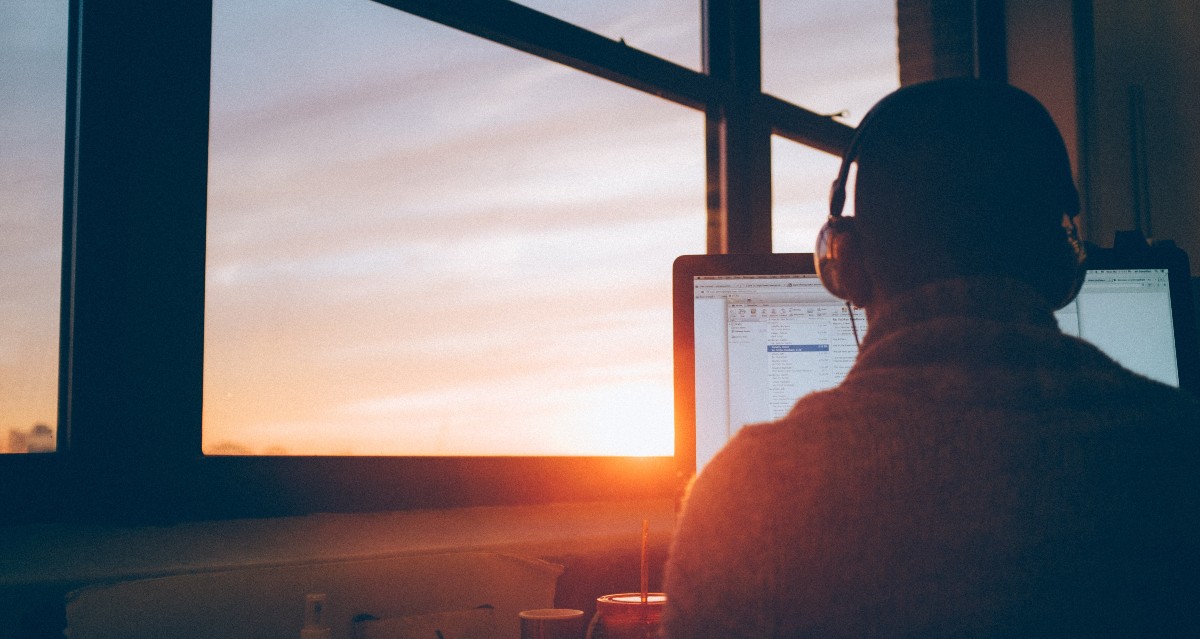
585;593;665;639
301;593;332;639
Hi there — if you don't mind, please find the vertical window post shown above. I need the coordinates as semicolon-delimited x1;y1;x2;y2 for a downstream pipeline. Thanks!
973;0;1008;82
63;0;211;519
703;0;772;254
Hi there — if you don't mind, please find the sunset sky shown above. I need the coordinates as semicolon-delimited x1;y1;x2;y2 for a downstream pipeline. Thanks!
1;0;898;455
1;0;67;453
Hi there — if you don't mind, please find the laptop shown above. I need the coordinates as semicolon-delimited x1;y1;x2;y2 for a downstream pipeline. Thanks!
673;251;1198;476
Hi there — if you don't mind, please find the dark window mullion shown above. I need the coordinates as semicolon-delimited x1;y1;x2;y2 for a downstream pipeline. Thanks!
61;0;211;520
704;0;771;254
761;94;854;157
370;0;713;110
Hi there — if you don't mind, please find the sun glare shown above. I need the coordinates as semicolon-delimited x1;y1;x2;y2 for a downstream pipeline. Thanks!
570;381;676;457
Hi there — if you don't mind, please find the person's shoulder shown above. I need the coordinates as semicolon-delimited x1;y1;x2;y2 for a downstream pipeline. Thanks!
1076;350;1200;422
1119;376;1200;425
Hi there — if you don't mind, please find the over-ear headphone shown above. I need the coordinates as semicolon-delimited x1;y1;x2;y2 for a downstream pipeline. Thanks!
813;86;900;308
814;79;1087;310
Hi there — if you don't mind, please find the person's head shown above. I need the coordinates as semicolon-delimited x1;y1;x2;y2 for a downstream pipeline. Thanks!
815;78;1084;309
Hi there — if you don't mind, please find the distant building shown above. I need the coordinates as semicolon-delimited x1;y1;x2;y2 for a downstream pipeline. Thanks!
7;423;55;454
28;423;54;452
7;430;25;454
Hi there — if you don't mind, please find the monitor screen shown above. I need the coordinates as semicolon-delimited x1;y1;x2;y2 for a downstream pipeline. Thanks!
690;271;863;472
1055;268;1179;387
674;254;1194;475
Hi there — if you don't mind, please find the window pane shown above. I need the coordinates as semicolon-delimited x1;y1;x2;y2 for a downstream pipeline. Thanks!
772;137;844;254
763;1;899;123
764;2;899;252
205;0;704;456
518;0;700;71
1;1;67;454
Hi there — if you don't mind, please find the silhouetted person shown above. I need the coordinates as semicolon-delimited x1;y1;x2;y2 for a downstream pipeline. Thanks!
662;79;1200;638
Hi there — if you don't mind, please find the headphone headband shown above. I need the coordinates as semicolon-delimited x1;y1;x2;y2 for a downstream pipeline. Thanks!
828;80;911;218
827;78;1080;221
817;78;1086;310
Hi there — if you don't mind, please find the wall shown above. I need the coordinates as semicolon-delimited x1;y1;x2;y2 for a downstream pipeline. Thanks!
1086;0;1200;270
1009;0;1200;272
1004;0;1080;181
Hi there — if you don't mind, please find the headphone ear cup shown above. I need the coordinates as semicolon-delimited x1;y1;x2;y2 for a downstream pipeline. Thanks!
1045;215;1088;310
815;216;872;307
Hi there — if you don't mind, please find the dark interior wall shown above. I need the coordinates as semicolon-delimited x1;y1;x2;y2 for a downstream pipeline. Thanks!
1004;0;1080;187
896;0;976;83
1080;0;1200;269
897;0;1200;274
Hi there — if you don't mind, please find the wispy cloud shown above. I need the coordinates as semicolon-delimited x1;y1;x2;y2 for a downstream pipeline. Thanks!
0;0;900;452
202;0;899;455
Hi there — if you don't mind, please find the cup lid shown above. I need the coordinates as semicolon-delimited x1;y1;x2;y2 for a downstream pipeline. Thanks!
519;608;585;620
598;593;666;605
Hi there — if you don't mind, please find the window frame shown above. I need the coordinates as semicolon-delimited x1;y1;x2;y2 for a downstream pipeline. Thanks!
2;0;853;524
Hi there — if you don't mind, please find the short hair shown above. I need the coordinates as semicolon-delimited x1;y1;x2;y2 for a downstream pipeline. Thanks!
850;79;1079;294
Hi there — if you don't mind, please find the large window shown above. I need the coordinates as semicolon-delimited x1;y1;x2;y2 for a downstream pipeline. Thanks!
0;0;68;455
3;0;900;521
205;0;704;457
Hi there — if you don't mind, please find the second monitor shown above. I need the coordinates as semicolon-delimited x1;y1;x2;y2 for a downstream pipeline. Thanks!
674;253;1189;474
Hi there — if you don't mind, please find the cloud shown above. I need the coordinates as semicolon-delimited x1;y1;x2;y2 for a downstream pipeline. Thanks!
0;0;903;453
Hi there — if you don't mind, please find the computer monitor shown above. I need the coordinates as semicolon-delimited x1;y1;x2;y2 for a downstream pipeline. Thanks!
1056;268;1179;385
673;252;1198;475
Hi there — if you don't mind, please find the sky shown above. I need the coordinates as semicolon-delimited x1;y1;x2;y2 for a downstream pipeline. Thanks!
1;0;898;456
0;0;67;452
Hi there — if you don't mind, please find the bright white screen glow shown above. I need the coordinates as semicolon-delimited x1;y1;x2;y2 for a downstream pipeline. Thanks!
693;267;1184;471
1055;269;1179;387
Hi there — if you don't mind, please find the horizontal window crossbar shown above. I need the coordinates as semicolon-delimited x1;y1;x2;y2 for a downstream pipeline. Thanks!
369;0;854;154
371;0;712;109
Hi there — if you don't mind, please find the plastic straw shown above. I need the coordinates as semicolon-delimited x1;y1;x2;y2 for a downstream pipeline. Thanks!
640;519;649;603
